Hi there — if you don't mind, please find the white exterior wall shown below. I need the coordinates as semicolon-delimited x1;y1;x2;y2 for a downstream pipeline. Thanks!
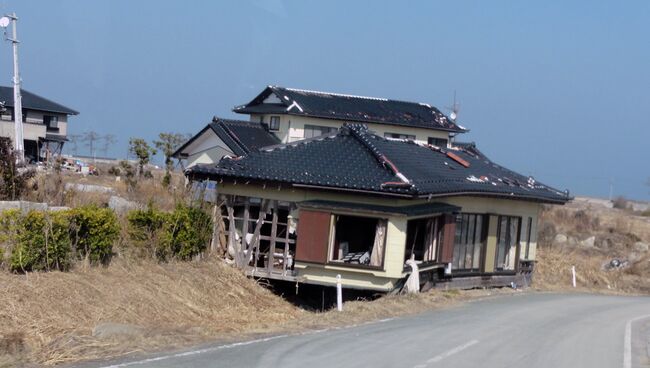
182;129;236;168
251;114;451;146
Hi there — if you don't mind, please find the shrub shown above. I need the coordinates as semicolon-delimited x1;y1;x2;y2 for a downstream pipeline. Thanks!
0;137;35;200
10;210;72;272
612;196;628;210
160;204;212;261
69;206;119;265
107;166;121;176
127;204;168;258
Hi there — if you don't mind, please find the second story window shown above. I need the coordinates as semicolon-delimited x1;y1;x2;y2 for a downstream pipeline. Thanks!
303;125;337;139
384;132;415;140
428;137;448;147
44;115;59;131
269;116;280;131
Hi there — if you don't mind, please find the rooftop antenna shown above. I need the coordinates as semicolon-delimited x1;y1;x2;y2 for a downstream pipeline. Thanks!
0;13;24;165
446;90;460;121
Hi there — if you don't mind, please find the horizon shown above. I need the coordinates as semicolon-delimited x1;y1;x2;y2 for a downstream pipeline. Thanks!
0;1;648;200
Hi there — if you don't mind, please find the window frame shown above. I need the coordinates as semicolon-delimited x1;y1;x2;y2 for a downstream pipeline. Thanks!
494;215;522;272
303;124;337;139
384;132;416;140
427;137;448;147
327;212;387;270
269;115;280;131
452;213;488;272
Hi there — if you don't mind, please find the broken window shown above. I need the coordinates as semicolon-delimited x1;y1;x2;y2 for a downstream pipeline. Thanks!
329;214;386;268
384;132;415;140
405;216;444;263
303;124;337;139
495;215;521;271
452;214;486;271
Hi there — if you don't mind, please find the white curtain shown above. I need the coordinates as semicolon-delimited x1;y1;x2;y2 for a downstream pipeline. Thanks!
423;218;437;261
370;219;387;266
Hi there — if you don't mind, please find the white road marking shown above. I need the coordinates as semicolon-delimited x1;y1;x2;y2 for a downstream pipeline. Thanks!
624;314;650;368
413;339;479;368
97;317;395;368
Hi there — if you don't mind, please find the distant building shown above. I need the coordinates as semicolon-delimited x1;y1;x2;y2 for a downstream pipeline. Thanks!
0;86;78;162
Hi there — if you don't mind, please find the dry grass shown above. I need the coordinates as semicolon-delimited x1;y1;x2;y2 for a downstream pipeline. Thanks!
534;202;650;294
0;257;302;366
0;255;515;366
25;169;187;211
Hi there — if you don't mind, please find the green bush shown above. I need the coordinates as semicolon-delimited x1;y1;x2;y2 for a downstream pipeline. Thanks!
127;204;212;261
10;210;72;272
127;205;168;258
160;204;212;261
69;206;119;265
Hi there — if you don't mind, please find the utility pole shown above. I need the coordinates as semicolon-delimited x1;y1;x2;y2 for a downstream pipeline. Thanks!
0;13;24;164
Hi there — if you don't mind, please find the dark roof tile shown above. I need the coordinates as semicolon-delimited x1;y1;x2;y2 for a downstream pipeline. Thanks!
189;124;570;204
233;86;466;133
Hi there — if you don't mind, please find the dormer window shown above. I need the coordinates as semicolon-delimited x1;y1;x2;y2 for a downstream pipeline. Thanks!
269;116;280;131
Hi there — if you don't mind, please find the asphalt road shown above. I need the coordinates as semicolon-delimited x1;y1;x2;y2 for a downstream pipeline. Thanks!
95;293;650;368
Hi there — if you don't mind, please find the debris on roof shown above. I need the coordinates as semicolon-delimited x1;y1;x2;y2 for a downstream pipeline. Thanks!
188;124;570;204
233;86;467;133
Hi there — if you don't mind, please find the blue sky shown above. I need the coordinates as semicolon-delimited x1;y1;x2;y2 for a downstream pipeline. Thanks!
1;1;648;200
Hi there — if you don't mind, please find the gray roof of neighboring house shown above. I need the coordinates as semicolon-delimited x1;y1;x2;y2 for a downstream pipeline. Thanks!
233;86;467;133
188;124;570;204
172;117;281;158
0;86;78;115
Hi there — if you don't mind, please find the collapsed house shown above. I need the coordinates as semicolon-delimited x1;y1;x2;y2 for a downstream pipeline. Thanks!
187;124;570;292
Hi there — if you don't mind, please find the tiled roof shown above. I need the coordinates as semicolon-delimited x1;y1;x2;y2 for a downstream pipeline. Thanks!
0;86;78;115
233;86;466;133
298;200;461;216
188;124;570;204
173;117;280;158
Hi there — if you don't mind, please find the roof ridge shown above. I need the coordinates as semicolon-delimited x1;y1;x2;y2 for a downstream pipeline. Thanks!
278;86;390;102
343;124;415;191
213;117;250;155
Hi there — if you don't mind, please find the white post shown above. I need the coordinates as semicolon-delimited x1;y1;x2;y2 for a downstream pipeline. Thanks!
336;274;342;312
6;13;23;164
571;266;576;288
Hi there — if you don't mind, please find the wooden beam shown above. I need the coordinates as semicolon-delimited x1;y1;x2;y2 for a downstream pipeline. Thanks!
268;200;278;274
248;199;271;267
241;199;250;265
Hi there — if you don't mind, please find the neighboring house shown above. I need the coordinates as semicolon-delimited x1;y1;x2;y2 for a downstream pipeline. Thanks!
187;124;570;292
234;85;466;146
0;86;78;162
173;117;280;168
177;85;466;168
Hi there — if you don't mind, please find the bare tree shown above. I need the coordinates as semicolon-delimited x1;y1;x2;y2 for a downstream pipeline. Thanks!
153;132;186;187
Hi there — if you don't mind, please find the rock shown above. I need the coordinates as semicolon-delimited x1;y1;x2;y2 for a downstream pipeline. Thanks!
108;196;140;214
65;183;114;194
628;252;642;262
633;242;649;253
92;323;145;340
567;236;578;246
553;234;568;245
580;236;596;248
